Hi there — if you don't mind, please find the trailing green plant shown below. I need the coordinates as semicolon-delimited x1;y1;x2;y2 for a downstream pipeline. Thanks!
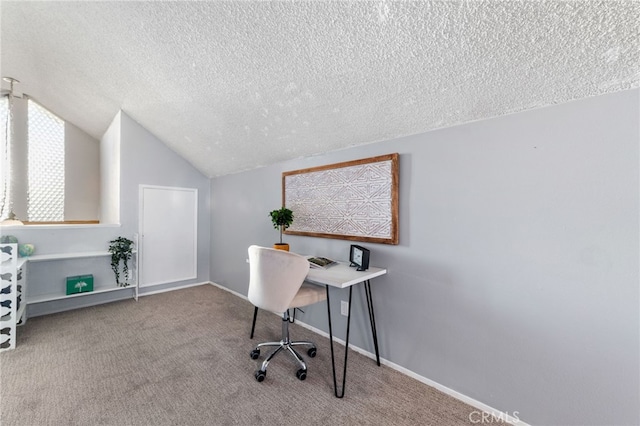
108;236;134;287
269;207;294;244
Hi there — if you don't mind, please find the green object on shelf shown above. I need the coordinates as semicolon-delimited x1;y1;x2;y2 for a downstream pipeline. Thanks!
18;243;35;257
66;275;94;295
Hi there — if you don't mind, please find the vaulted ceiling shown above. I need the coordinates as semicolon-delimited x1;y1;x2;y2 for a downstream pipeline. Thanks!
1;1;638;177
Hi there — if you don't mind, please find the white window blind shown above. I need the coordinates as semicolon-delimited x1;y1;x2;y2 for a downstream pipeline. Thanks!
27;100;65;222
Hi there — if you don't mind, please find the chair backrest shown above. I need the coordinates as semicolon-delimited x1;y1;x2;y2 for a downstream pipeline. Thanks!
247;245;310;314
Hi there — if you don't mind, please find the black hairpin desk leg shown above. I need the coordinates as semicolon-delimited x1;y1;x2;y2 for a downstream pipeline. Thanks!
326;285;353;399
363;280;380;366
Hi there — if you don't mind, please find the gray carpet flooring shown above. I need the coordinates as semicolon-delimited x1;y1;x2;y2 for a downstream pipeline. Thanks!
1;284;488;425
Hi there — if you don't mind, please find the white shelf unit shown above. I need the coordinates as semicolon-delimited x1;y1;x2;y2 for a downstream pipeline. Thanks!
26;248;139;305
1;244;26;352
15;258;27;325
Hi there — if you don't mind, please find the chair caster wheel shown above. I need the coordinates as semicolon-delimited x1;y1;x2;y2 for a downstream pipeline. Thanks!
255;370;266;382
250;349;260;360
296;368;307;381
307;347;317;358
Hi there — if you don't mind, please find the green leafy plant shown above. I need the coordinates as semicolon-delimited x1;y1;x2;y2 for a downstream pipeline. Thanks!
269;207;294;245
108;237;134;287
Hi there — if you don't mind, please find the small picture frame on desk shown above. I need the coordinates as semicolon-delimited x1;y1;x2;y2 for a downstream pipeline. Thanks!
349;245;370;271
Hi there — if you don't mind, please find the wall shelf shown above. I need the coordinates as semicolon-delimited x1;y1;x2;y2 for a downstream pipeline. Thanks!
24;240;138;309
27;251;110;262
29;285;136;304
27;250;136;263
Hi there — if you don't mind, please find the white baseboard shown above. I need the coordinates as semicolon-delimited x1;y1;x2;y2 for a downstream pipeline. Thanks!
139;281;210;297
209;281;250;301
209;281;529;426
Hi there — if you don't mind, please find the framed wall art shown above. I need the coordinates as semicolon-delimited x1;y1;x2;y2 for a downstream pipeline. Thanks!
283;153;399;245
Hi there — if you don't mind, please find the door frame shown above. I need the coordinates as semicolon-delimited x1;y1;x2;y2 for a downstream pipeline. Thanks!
138;184;198;287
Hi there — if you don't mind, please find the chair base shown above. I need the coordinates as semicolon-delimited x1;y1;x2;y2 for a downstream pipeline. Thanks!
250;310;317;381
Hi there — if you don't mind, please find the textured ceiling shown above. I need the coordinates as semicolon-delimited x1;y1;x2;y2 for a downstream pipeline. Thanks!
1;1;638;178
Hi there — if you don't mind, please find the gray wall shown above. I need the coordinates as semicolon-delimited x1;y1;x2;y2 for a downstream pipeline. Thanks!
9;111;211;316
118;112;211;293
210;89;639;425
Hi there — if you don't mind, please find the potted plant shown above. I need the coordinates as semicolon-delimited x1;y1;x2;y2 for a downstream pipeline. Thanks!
269;207;293;251
108;236;134;287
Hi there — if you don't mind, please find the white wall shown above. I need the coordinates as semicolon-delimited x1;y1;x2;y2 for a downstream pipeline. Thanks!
7;97;28;220
65;122;100;221
100;111;121;224
210;89;639;425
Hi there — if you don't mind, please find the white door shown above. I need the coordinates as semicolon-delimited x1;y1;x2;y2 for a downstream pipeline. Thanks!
139;185;198;287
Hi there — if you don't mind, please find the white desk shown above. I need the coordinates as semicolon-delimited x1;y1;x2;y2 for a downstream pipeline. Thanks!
304;261;387;398
305;261;387;288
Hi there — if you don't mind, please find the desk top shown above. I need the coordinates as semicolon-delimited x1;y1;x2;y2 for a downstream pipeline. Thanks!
305;261;387;289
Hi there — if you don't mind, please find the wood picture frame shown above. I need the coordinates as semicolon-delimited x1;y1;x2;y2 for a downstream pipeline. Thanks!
283;153;399;245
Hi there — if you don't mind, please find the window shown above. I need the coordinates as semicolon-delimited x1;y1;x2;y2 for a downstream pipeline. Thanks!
27;100;65;221
1;95;99;224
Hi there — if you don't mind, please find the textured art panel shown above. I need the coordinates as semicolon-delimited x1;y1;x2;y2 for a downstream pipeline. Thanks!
284;153;398;244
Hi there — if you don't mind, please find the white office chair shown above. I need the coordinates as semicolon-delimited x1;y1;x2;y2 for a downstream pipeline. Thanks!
247;245;326;382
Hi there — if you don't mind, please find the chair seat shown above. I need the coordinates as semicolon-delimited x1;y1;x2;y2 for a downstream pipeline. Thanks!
290;282;326;309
